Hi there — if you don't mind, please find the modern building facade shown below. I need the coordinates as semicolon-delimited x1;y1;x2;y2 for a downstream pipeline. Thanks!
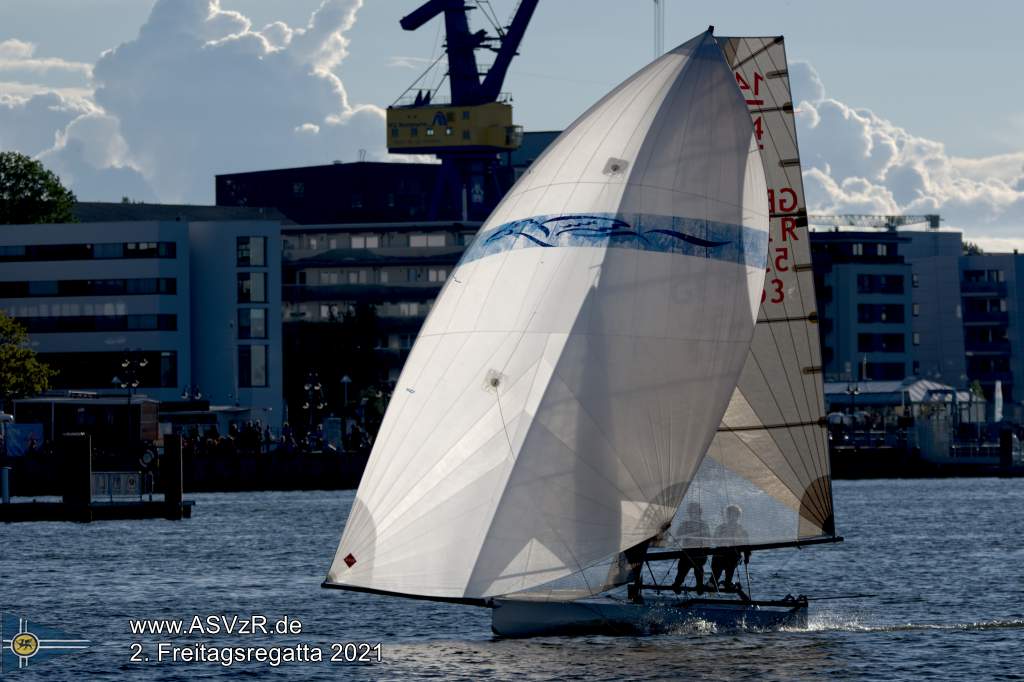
282;220;480;382
0;213;283;427
960;251;1024;409
901;229;968;387
811;230;913;381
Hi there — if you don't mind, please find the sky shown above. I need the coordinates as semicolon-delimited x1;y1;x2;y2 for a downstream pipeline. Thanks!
1;0;1023;250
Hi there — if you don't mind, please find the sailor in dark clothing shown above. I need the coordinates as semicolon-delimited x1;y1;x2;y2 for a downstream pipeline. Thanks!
710;504;751;590
671;502;710;594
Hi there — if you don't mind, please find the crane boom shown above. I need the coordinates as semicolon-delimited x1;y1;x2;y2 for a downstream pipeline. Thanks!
808;214;941;230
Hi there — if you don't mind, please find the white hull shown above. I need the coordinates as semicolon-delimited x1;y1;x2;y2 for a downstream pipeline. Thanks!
491;595;807;638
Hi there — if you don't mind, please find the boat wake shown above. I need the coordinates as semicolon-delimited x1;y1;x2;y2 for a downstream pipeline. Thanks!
785;614;1024;634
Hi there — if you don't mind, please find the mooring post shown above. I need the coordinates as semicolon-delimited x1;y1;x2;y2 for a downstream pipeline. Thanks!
60;432;93;522
1;466;10;504
164;434;183;520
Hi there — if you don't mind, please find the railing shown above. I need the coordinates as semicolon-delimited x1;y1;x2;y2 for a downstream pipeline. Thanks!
960;280;1007;295
964;340;1011;354
91;471;146;503
962;310;1009;324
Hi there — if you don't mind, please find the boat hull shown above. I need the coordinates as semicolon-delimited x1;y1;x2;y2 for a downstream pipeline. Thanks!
491;596;807;638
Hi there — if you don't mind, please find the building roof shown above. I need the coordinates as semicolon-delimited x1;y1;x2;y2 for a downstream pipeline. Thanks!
282;220;481;235
74;202;290;224
824;377;979;405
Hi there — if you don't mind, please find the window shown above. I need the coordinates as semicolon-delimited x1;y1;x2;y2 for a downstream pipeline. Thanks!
238;308;267;339
366;235;379;248
852;243;863;256
308;237;318;249
351;235;365;248
426;127;435;136
236;236;267;266
427;234;445;247
410;127;418;137
239;345;268;388
462;130;471;140
857;333;905;353
238;272;267;303
913;332;921;346
379;271;389;284
293;182;304;198
409;234;427;247
399;302;419;316
912;272;920;288
857;304;904;324
912;303;920;317
329;238;338;249
877;244;888;256
428;268;447;283
912;361;920;375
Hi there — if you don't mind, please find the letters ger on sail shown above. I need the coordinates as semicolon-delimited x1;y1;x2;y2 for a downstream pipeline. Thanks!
327;30;770;600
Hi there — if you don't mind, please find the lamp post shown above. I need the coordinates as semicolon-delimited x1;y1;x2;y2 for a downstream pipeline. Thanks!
340;375;352;409
114;352;149;455
302;371;326;433
846;383;860;449
181;385;203;401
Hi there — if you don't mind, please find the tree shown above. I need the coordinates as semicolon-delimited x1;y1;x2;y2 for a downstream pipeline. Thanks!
963;240;984;255
0;312;56;410
0;151;77;224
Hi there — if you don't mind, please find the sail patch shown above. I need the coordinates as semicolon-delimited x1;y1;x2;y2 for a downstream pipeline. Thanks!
463;212;767;268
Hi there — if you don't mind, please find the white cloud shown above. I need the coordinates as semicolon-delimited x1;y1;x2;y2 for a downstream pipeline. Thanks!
0;39;92;90
792;61;1024;249
85;0;388;202
0;0;393;203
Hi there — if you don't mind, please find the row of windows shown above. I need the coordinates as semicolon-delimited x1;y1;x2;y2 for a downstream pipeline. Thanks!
0;277;176;298
850;243;890;257
856;303;904;324
309;267;449;286
0;241;176;262
288;232;469;251
17;314;177;334
239;345;268;388
238;308;267;339
4;301;130;318
236;236;267;267
856;274;904;294
238;272;267;303
857;333;905;354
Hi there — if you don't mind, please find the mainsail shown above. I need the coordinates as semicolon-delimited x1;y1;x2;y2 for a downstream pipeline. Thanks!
327;30;770;601
664;36;836;554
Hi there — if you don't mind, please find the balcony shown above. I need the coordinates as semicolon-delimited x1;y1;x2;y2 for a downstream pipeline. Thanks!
962;310;1009;324
960;280;1007;296
964;340;1011;354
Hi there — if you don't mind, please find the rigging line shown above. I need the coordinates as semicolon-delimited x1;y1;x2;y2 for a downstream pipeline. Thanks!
742;347;824;509
390;51;447;107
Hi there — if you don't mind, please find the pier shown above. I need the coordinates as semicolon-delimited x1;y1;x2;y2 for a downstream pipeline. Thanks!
0;433;193;523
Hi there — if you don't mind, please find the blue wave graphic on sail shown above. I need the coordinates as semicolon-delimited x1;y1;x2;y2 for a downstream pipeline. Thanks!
464;213;766;267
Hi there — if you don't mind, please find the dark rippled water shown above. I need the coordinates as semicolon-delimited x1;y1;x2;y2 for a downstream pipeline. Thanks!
2;478;1022;680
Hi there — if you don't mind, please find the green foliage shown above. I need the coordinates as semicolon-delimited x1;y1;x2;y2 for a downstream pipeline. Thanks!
962;240;984;255
969;380;986;399
0;311;56;408
0;151;77;224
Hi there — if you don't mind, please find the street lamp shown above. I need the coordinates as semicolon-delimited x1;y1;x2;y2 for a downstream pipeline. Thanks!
341;375;352;408
115;352;149;455
302;371;326;431
181;385;203;400
846;383;860;448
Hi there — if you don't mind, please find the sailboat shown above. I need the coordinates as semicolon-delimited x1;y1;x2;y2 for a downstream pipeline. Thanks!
324;28;841;638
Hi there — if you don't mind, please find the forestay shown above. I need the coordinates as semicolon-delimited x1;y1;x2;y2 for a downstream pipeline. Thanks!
665;36;836;554
327;30;769;601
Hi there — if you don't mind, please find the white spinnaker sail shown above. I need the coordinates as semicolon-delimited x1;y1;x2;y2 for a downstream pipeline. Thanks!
668;36;835;552
327;30;769;600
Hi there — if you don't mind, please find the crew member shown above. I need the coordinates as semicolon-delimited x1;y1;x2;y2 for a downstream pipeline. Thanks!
710;504;751;590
